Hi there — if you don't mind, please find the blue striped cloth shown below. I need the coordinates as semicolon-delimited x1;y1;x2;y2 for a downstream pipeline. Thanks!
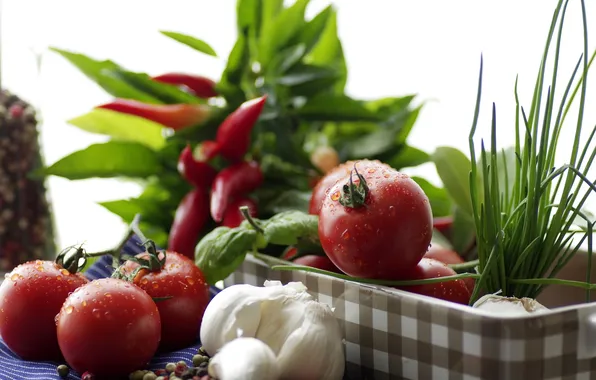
0;235;221;380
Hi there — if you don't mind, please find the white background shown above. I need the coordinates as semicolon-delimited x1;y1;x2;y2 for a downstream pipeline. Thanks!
2;0;595;252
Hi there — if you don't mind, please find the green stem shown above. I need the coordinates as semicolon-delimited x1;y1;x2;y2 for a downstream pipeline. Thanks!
271;264;480;286
240;206;264;234
448;259;480;272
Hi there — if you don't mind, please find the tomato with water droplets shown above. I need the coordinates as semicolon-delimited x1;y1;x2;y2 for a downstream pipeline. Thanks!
0;260;88;361
56;278;161;379
309;159;391;215
119;250;210;350
396;258;471;305
424;244;475;292
318;163;433;279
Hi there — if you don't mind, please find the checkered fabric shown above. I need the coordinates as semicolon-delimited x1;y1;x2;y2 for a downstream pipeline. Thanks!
224;254;596;380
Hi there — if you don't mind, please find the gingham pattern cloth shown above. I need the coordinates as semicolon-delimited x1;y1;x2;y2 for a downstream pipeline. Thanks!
0;234;221;380
225;254;596;380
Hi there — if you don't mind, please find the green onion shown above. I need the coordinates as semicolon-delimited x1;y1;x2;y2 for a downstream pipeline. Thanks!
468;0;596;303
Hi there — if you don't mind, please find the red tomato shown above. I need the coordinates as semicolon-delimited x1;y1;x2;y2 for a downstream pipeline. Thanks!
433;216;453;238
293;255;343;273
309;159;391;215
396;258;471;305
282;247;298;260
424;245;475;292
120;251;210;351
0;260;88;361
318;164;433;279
56;278;161;379
222;197;258;228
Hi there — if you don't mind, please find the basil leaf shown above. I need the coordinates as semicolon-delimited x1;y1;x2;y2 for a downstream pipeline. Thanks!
261;190;312;214
259;0;309;67
432;146;474;215
160;31;217;57
296;94;382;122
451;206;476;256
411;176;453;217
68;109;166;150
99;200;141;224
195;227;257;284
272;44;307;74
49;48;160;104
39;142;163;180
109;70;202;104
366;95;416;116
291;5;333;54
281;65;340;97
386;145;430;169
262;211;319;246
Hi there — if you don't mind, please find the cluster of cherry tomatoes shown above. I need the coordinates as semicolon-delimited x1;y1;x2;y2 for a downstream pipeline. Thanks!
0;245;210;379
304;159;473;305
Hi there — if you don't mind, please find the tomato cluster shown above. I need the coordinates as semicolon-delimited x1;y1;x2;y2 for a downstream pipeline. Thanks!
309;159;473;305
0;245;209;379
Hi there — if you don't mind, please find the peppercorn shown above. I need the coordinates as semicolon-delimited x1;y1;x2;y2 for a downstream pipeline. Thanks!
130;370;147;380
0;90;55;271
143;372;158;380
165;362;177;373
192;354;209;367
56;364;69;378
197;346;208;357
156;377;166;380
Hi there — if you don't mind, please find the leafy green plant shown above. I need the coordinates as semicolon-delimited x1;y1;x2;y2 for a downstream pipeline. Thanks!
40;0;445;247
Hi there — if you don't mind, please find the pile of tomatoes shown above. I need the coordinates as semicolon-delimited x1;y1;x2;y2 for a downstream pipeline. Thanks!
0;246;210;379
302;159;473;305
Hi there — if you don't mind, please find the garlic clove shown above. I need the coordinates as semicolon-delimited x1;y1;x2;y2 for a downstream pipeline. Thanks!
200;284;265;355
472;294;549;316
208;337;281;380
276;301;345;380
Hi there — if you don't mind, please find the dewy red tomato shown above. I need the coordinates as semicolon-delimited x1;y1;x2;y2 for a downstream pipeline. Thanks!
0;260;88;361
318;163;433;279
119;250;210;351
56;278;161;379
423;244;475;292
309;159;391;215
396;258;471;305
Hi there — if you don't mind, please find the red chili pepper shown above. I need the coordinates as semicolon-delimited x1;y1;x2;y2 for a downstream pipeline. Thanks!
177;144;217;189
216;95;267;162
152;73;218;99
221;197;258;228
194;140;220;162
210;161;263;222
97;99;210;130
168;188;210;259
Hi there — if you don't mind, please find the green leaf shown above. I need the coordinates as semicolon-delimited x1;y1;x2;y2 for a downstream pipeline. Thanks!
99;199;143;224
291;5;333;54
306;9;339;66
262;211;319;246
389;145;430;169
296;94;382;122
109;70;202;104
366;95;416;116
237;0;261;33
218;33;249;100
282;64;340;97
411;176;453;217
195;227;257;284
160;31;217;57
68;109;166;150
432;146;473;215
260;190;312;214
259;0;284;38
451;206;476;255
39;142;163;180
259;0;309;67
49;48;161;104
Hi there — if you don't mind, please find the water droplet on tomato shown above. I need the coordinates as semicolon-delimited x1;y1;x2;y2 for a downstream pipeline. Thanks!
331;191;341;201
141;279;149;285
104;293;111;297
185;277;195;285
60;269;69;276
82;301;87;307
92;309;101;319
152;283;159;289
10;273;22;281
127;323;133;329
104;311;113;320
341;230;350;240
65;306;74;314
132;308;137;315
